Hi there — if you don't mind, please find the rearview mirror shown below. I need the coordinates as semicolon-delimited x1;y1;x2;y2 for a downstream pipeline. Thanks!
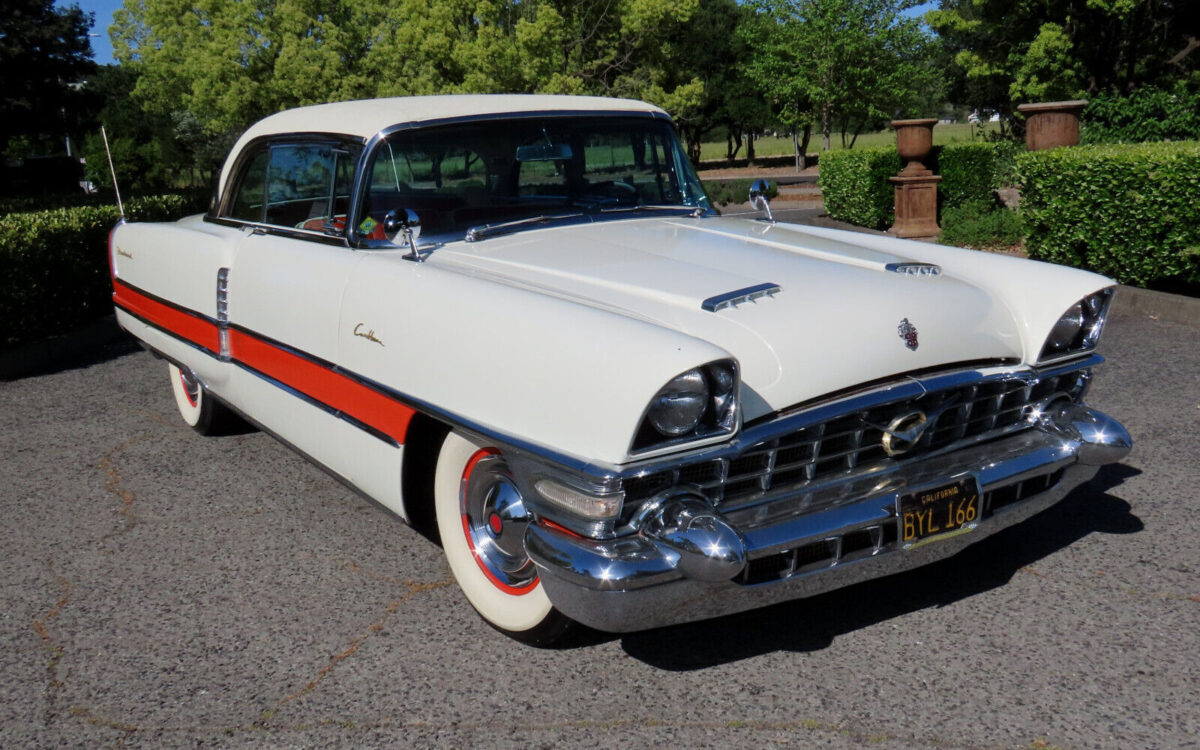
516;143;573;162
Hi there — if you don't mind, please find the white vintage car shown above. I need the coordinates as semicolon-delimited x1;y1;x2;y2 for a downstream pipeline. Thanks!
109;95;1131;644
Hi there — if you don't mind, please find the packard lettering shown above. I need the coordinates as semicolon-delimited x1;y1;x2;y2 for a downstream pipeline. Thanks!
353;323;384;346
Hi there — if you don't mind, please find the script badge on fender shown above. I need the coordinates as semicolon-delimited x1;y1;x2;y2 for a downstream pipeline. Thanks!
898;317;919;350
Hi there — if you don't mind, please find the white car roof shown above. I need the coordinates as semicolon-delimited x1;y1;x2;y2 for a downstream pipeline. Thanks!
220;95;668;200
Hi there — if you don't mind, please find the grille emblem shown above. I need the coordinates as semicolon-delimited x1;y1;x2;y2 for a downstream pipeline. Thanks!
881;410;929;456
898;318;919;350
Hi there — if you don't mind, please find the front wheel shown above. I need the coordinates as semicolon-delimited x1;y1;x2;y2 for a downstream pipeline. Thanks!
433;432;574;645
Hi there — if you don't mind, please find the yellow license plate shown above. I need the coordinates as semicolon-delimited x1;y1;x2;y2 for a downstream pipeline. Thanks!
899;478;980;546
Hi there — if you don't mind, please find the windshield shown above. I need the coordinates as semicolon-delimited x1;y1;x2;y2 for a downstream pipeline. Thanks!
355;116;709;239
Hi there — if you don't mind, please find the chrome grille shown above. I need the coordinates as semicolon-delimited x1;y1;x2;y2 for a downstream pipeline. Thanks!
735;468;1066;586
623;371;1084;510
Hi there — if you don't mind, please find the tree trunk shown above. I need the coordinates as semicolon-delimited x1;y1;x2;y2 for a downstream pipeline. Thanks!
822;105;831;151
798;124;812;169
747;132;756;160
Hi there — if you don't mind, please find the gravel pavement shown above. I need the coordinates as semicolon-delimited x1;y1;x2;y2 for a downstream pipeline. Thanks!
1;306;1197;749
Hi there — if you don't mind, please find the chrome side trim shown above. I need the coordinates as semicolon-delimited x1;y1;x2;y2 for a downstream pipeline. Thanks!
701;283;782;312
216;268;230;360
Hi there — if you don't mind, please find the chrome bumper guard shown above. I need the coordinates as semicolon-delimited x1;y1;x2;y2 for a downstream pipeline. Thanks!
525;404;1131;633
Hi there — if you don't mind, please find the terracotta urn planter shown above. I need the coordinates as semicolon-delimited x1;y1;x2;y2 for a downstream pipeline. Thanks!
888;118;940;239
1016;100;1088;151
891;118;938;176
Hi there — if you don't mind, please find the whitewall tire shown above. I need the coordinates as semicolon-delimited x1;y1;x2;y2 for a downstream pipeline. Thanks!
168;363;240;436
433;432;573;644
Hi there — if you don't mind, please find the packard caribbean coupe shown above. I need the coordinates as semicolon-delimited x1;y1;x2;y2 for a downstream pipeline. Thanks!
109;95;1131;644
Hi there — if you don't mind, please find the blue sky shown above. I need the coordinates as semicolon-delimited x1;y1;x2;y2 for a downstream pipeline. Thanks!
59;0;124;65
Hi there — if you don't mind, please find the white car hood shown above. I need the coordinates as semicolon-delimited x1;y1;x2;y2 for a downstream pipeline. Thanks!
433;216;1025;420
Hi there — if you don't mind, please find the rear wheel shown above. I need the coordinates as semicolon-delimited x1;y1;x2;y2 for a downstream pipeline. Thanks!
168;363;241;435
433;432;574;645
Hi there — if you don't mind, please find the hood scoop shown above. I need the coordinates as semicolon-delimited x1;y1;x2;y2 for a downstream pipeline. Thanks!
701;283;782;312
886;262;942;277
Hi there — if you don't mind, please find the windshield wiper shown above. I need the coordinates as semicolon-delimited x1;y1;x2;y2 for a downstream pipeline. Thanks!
599;204;707;218
465;212;583;242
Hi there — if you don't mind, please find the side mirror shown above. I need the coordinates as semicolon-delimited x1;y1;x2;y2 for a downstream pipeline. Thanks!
384;208;422;261
748;179;775;223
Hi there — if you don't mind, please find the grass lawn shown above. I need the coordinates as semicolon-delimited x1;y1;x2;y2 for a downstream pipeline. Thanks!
699;122;1004;162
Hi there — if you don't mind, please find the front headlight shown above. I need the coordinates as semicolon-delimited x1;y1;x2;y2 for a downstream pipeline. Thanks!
632;360;740;452
1040;289;1112;361
647;369;709;436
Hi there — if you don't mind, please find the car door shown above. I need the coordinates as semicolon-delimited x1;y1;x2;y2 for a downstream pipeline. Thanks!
212;139;406;510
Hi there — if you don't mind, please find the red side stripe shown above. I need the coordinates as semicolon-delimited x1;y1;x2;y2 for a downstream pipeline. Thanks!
113;280;220;353
228;329;415;445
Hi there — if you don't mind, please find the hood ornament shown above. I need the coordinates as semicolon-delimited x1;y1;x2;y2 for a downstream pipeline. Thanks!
898;318;919;350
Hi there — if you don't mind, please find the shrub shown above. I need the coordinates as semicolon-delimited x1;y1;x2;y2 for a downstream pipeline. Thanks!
937;142;1021;208
938;199;1024;249
702;178;779;207
819;147;899;229
1082;84;1200;144
0;194;205;349
1016;141;1200;287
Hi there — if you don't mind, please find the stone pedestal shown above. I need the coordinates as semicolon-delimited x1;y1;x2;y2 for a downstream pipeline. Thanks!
889;173;942;238
888;118;940;239
1017;100;1087;151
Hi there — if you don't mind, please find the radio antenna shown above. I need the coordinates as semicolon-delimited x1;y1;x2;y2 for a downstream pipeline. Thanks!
100;125;125;219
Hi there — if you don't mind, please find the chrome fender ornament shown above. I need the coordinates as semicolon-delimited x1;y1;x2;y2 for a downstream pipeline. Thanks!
898;317;919;350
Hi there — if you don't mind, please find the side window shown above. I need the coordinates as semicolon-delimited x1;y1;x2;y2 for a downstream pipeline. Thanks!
228;149;268;222
224;141;360;233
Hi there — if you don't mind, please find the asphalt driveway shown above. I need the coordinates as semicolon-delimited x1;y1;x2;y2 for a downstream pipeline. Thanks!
1;305;1197;749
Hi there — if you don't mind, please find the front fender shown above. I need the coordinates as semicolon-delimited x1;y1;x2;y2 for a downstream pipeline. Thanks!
338;252;733;466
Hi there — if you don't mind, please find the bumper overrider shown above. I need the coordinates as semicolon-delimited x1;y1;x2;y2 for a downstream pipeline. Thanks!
524;402;1131;633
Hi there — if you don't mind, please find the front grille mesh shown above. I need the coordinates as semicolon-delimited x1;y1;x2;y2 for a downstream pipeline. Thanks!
623;371;1082;510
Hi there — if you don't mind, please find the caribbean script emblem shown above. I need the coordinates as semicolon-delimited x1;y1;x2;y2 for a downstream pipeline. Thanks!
898;318;919;351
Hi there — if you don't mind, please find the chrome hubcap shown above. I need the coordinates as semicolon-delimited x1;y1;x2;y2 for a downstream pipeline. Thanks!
460;452;536;589
179;368;201;407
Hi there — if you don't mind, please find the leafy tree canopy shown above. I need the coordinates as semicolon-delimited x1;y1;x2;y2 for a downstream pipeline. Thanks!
0;0;95;158
741;0;942;150
111;0;709;141
927;0;1200;120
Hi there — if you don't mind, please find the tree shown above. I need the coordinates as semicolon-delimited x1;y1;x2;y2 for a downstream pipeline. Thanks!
927;0;1200;128
112;0;709;144
742;0;942;154
0;0;95;159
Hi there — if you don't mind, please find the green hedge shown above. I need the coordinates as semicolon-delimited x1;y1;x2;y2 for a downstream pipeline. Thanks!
1082;84;1200;145
1016;141;1200;286
937;142;1020;208
819;147;899;229
1;195;204;349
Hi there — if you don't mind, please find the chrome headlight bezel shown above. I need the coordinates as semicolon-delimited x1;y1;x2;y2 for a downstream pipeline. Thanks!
631;360;740;454
1039;288;1113;362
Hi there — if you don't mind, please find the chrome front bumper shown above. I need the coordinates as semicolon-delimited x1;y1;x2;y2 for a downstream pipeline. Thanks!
525;404;1131;633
